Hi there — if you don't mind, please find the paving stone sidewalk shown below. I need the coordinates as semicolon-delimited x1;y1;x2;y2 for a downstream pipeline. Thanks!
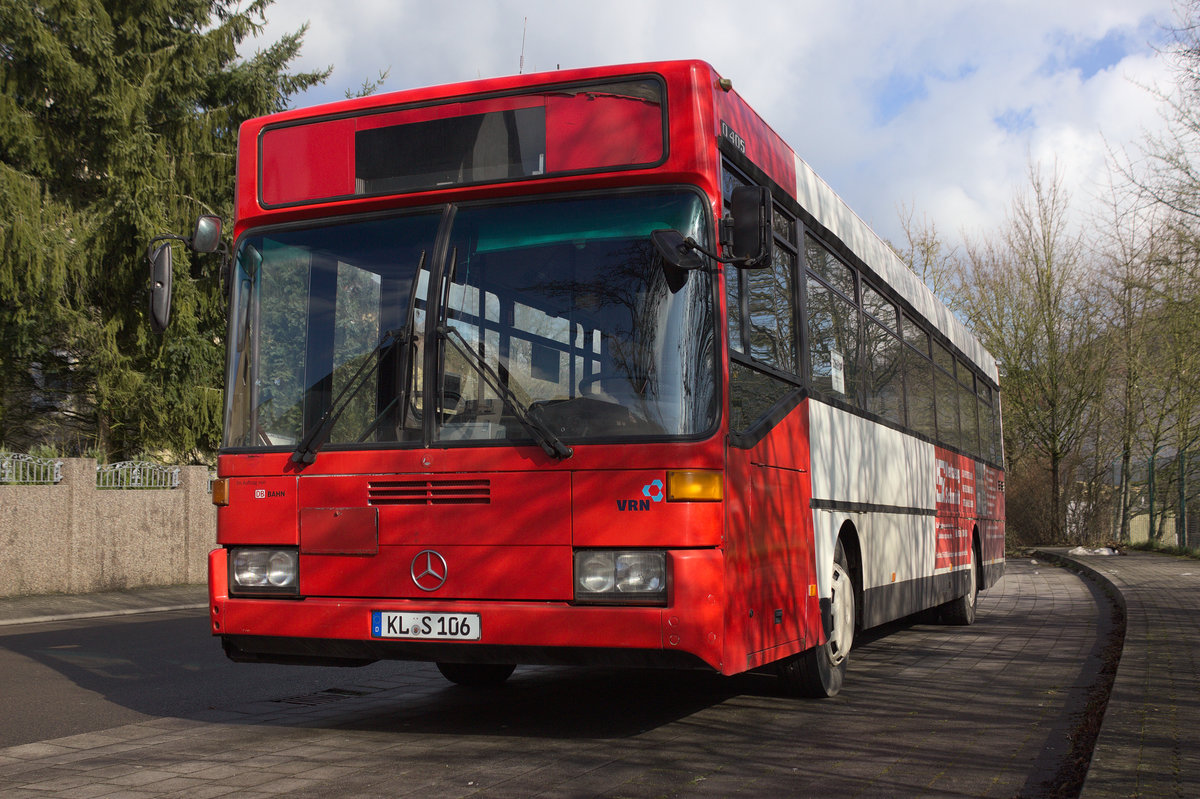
1035;548;1200;799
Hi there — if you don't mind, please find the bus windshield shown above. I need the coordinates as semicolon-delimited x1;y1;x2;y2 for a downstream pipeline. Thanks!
223;190;717;451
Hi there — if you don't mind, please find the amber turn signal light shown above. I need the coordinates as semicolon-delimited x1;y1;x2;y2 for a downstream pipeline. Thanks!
211;478;229;506
666;470;723;502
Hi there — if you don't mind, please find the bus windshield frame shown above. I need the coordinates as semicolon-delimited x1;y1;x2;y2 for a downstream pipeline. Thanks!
222;188;719;454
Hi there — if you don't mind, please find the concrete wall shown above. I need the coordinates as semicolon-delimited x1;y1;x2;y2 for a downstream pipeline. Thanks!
0;459;215;597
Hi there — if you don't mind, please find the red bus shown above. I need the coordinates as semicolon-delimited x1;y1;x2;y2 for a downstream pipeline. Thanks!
164;60;1004;697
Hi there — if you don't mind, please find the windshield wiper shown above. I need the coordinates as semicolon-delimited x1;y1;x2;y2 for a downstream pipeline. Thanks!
291;326;408;464
350;253;429;446
439;325;574;460
292;251;427;465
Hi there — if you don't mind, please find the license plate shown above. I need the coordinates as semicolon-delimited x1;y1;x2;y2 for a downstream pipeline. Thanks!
371;611;481;640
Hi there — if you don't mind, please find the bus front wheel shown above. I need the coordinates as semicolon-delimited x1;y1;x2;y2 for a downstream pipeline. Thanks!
778;540;855;698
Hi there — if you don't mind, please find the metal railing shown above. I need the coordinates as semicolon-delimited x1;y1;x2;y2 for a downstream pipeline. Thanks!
96;461;181;490
0;453;63;485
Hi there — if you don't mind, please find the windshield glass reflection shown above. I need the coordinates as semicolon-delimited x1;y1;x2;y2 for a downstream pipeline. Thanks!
224;191;716;450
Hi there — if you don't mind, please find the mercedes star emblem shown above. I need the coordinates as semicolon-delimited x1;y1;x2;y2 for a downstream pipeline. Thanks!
411;550;448;591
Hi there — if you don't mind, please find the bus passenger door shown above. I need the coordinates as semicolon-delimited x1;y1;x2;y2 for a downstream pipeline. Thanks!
724;406;817;672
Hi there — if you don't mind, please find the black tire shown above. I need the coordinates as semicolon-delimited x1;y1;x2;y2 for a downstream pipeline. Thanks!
940;541;978;626
779;540;856;698
435;662;516;687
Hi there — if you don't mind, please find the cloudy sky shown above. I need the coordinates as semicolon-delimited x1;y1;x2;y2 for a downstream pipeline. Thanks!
251;0;1182;248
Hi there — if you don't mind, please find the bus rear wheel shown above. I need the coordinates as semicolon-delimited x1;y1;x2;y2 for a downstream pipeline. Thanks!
435;662;516;687
940;543;978;626
778;540;855;698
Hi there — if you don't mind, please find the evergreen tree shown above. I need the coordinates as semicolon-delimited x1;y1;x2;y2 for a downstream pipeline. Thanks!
0;0;328;462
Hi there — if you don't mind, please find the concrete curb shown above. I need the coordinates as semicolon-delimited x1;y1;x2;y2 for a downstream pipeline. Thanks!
0;603;208;628
0;584;208;630
1030;547;1200;799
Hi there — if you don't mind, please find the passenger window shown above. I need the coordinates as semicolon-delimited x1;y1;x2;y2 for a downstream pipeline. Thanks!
902;314;929;355
805;235;856;300
904;349;937;439
863;318;904;424
807;277;860;403
862;283;897;332
746;247;797;373
935;367;959;449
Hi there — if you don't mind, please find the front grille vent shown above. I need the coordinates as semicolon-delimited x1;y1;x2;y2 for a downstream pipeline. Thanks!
368;478;491;506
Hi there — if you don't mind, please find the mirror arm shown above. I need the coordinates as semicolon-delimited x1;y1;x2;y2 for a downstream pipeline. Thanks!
680;234;762;268
145;233;188;262
216;241;233;296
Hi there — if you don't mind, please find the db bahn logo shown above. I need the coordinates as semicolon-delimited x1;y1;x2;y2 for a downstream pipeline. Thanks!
411;550;448;592
616;480;664;512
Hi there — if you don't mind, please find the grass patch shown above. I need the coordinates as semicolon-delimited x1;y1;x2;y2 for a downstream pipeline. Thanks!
1125;540;1200;560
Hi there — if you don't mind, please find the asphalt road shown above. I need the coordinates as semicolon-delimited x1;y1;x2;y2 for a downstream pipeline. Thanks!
0;609;407;748
0;559;1118;797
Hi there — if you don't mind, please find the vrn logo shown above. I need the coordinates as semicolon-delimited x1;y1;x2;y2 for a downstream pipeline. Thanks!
616;480;665;512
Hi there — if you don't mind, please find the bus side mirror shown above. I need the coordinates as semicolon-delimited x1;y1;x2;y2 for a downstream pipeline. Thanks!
149;243;173;334
730;185;773;268
191;215;222;253
146;215;225;333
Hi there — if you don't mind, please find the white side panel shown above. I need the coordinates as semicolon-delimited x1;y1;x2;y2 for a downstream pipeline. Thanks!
811;508;840;601
794;153;998;384
855;509;934;591
807;402;936;599
813;509;933;596
808;402;934;509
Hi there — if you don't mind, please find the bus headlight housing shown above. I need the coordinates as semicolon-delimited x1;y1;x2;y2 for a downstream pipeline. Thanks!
574;550;667;604
229;548;299;596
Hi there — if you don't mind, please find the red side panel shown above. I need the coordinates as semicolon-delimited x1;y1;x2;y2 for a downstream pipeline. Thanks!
711;85;797;193
978;463;1006;569
934;448;976;570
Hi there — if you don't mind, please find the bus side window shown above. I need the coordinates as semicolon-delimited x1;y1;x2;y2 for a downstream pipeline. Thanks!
862;284;902;424
933;342;959;450
727;269;744;354
723;165;804;438
901;314;936;440
863;318;904;425
745;243;797;372
804;236;860;406
806;277;859;402
722;165;748;356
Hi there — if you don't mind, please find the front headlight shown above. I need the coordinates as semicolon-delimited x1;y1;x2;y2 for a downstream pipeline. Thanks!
575;550;667;605
229;548;299;596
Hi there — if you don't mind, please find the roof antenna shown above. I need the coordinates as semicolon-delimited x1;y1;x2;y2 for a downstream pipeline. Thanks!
519;17;527;74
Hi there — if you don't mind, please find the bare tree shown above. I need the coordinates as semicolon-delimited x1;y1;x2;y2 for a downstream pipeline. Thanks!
891;203;961;307
1092;1;1200;546
1125;0;1200;219
1092;171;1164;541
958;164;1108;542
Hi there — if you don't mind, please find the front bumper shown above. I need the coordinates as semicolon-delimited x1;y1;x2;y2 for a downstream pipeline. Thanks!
209;547;727;672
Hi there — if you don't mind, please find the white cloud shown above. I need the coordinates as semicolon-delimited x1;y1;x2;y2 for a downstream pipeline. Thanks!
248;0;1181;247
